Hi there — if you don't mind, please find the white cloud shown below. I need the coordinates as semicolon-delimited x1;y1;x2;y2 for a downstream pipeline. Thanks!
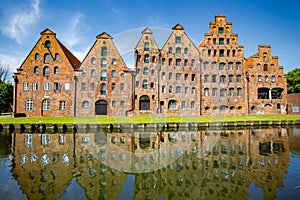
0;0;41;44
0;53;23;72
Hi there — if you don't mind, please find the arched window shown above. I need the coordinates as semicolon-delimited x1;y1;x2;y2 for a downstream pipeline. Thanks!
168;58;172;66
258;75;262;82
228;62;233;70
212;62;216;70
162;85;166;93
169;72;172;80
144;42;150;50
229;88;234;96
91;57;96;65
236;62;241;70
111;83;116;91
35;53;40;60
142;80;148;88
112;70;116;77
236;75;241;83
212;75;217;83
101;58;107;67
176;86;181;94
220;105;227;112
54;66;59;74
220;75;226;83
169;86;172;93
204;74;209;83
100;83;106;94
91;69;96;77
169;47;172;54
237;88;242;96
101;70;107;81
203;62;208;70
55;53;59;61
34;66;39;74
82;101;90;108
220;88;226;97
143;67;149;75
161;72;165;80
90;83;95;91
176;47;181;54
168;100;177;110
191;101;195;109
219;63;225;70
264;64;268;71
43;66;49;75
144;54;150;63
271;75;275;83
101;46;107;56
176;59;181;66
81;83;86;90
264;75;268;82
112;58;116;65
44;40;51;48
212;88;217;96
184;48;188;54
139;95;150;110
277;103;281;109
204;88;209;96
44;53;50;61
42;100;50;111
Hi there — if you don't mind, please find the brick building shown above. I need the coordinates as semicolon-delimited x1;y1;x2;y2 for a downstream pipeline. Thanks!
13;15;288;117
286;93;300;114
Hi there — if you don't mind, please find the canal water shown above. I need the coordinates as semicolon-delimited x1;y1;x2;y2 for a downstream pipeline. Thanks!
0;126;300;200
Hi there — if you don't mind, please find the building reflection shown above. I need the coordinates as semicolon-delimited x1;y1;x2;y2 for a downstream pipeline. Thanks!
8;127;293;200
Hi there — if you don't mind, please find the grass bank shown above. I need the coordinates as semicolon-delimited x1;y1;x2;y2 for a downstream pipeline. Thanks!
0;114;300;124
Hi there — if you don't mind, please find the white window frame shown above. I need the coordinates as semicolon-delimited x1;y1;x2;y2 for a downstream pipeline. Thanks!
59;101;66;110
32;82;39;91
23;82;30;91
26;99;34;111
64;82;70;91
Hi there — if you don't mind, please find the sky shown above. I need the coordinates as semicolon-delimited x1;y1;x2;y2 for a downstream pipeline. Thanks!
0;0;299;74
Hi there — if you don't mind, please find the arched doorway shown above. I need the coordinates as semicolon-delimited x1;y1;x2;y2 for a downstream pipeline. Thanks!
95;100;107;115
139;95;150;110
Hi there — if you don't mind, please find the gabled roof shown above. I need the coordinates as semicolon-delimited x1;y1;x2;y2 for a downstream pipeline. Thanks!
172;23;184;30
142;27;153;34
96;32;113;39
57;40;81;70
40;28;56;36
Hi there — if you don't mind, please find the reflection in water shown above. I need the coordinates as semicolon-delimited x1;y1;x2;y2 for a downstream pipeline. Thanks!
0;127;300;199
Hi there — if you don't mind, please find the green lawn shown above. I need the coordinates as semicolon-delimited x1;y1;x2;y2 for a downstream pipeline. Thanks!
0;114;299;124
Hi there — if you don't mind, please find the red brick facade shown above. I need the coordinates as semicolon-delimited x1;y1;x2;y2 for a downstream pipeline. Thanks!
13;15;288;117
287;93;300;114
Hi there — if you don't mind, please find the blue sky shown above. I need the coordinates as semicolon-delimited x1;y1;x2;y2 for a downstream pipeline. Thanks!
0;0;299;73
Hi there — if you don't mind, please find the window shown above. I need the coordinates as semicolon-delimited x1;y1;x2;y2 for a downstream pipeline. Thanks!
237;88;242;96
143;67;149;75
212;75;217;83
101;46;107;56
162;58;165;65
144;54;150;63
54;66;59;74
277;103;281;109
176;73;181;80
219;38;224;45
25;134;32;147
213;38;216;44
219;63;225;70
181;101;186;109
41;134;50;145
23;82;30;91
81;83;86;91
271;76;275;83
169;47;173;54
185;87;188;94
176;59;181;66
169;86;172;94
55;53;59;61
192;87;196;95
54;82;60;91
208;49;211;56
258;75;262;82
35;53;40;60
264;64;268;71
44;53;50;62
64;82;70;91
184;48;188;54
191;74;195;82
220;89;226;97
82;72;86;77
162;72;165;80
229;75;233;83
176;47;181;54
169;73;173;80
203;62;208;70
212;88;217;96
152;56;156;63
204;74;209;83
236;75;241;83
191;59;195;67
176;86;181;94
227;50;230;57
112;83;116;91
91;69;96;77
184;59;188;66
112;101;116;107
175;36;181;44
263;56;267;62
191;101;195;109
82;101;90;108
292;106;299;113
120;101;125;107
204;88;209;96
184;74;188;81
120;83;124;91
151;70;155;76
26;99;34;111
44;40;51;48
142;80;148;88
264;76;268;82
229;88;234;96
42;100;50;111
168;100;177;109
228;62;233;70
101;70;107;81
144;42;150;50
150;82;154;88
91;57;96;65
32;82;39;91
232;50;236;57
220;106;226;112
212;62;216;70
168;58;172;66
34;66;39;74
100;83;106;94
112;58;116;65
218;27;224;34
43;66;49;75
90;83;95;91
162;85;166;93
112;70;116;77
44;82;50;91
59;101;66;110
101;58;107;67
220;75;226;83
220;49;224;57
236;62;241;70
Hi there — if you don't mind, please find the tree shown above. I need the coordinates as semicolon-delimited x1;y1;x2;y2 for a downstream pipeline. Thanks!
286;68;300;94
0;83;13;114
0;61;12;83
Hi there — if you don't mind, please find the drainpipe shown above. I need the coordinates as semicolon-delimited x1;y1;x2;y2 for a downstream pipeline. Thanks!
199;59;203;115
73;75;78;117
246;72;250;114
157;51;161;114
